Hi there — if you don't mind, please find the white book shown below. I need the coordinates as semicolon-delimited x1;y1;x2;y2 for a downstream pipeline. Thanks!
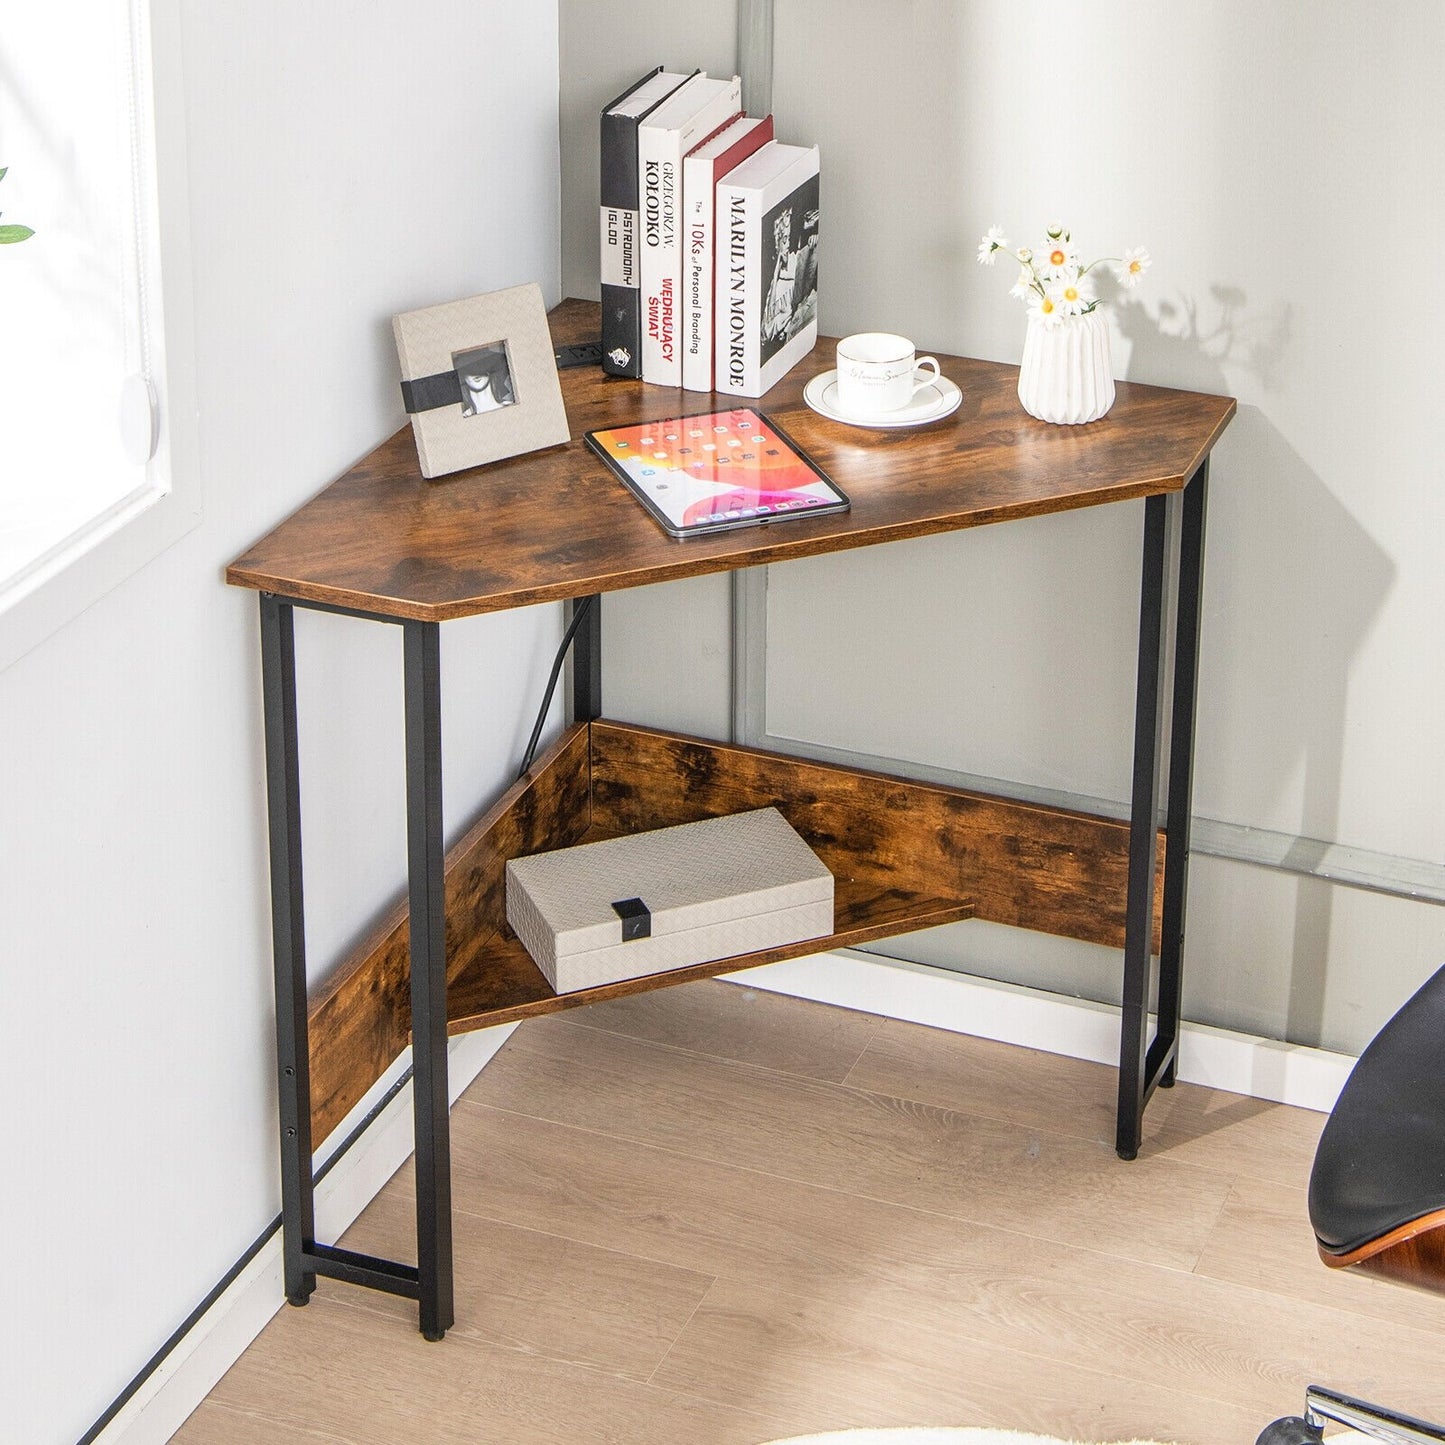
714;141;820;398
680;114;773;393
637;73;742;386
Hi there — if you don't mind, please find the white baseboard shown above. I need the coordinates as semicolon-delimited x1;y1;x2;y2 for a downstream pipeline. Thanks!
98;952;1357;1442
725;949;1357;1116
96;1022;517;1445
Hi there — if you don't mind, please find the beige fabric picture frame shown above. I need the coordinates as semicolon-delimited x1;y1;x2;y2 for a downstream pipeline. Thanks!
392;282;570;479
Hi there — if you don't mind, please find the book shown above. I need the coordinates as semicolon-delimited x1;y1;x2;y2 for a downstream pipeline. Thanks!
680;114;774;393
636;72;743;386
599;67;695;378
714;141;820;398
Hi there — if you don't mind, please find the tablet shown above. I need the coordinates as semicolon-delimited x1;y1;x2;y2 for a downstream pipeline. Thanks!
585;407;850;539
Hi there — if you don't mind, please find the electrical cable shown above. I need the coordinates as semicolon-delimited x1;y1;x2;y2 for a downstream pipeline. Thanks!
516;595;594;779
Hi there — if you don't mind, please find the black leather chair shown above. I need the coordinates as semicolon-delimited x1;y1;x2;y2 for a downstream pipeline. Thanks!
1308;962;1445;1288
1254;969;1445;1445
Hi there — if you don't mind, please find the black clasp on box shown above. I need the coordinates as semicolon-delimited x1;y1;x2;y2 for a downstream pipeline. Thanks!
611;897;651;941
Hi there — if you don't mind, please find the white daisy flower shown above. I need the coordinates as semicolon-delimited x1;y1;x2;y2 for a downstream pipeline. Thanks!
1035;234;1079;281
1120;247;1151;288
1051;277;1094;317
1028;291;1065;328
985;221;1144;319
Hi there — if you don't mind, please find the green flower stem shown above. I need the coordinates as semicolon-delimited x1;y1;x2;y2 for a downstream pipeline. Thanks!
993;246;1048;299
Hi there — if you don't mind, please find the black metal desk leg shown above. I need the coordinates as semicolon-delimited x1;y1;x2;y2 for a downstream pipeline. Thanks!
403;620;454;1340
571;593;602;723
1155;460;1210;1090
259;593;317;1306
1117;496;1170;1160
1116;466;1212;1156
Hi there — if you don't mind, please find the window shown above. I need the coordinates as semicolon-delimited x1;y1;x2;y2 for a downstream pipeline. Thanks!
0;0;195;667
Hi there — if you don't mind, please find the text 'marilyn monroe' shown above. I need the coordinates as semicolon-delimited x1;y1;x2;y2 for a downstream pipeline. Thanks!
724;195;747;387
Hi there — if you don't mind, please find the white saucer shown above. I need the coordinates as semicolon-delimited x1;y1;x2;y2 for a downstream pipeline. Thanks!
803;368;962;428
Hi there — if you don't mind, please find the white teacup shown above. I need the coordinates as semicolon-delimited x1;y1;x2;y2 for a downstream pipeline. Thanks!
835;333;941;415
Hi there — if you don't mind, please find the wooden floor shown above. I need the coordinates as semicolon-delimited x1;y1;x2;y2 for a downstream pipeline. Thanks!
174;980;1445;1445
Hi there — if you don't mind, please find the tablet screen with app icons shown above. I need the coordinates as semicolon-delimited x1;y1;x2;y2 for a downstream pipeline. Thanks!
585;407;849;538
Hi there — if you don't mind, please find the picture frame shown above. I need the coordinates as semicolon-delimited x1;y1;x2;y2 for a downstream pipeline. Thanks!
392;282;570;479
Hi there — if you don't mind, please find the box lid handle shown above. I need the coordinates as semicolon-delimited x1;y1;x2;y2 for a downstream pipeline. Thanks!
611;897;651;941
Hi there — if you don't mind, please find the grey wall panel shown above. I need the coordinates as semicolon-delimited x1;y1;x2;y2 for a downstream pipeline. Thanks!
558;0;1445;1055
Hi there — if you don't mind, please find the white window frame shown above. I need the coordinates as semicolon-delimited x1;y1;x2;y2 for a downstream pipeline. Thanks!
0;0;199;672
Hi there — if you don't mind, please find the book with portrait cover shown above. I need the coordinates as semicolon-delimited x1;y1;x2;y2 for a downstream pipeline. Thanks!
714;141;820;398
599;67;694;378
680;113;774;393
636;72;743;386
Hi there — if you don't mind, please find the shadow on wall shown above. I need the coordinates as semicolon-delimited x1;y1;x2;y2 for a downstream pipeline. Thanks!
1113;284;1291;394
1119;288;1395;1050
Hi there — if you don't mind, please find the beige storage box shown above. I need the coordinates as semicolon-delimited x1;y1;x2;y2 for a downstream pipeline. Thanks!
505;807;834;994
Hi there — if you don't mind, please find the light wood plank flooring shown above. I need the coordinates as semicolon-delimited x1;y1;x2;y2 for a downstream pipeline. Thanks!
174;980;1445;1444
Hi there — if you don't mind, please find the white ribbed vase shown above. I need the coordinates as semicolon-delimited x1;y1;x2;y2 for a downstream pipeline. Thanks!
1017;308;1115;424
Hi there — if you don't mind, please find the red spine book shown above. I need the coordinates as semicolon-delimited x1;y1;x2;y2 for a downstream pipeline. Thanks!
680;114;774;392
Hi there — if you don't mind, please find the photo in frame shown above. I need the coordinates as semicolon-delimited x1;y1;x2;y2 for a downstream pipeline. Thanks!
392;282;570;479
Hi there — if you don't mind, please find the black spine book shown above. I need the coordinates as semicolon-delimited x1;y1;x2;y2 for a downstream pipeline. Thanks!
599;67;695;377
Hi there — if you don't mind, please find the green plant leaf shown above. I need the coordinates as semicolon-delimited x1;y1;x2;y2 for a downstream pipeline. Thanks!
0;224;35;243
0;167;8;183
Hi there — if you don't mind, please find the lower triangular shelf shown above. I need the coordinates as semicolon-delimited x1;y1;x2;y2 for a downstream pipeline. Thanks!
444;872;975;1033
305;718;1157;1144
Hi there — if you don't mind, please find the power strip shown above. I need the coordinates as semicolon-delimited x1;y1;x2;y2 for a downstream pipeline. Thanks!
554;341;604;368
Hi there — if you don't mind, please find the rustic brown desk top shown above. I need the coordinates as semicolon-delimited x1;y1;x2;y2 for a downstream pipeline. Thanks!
226;299;1236;621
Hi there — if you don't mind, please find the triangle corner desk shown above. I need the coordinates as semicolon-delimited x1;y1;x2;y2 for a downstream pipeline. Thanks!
226;297;1237;1339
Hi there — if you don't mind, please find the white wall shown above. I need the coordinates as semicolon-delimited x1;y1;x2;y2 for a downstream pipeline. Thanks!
557;0;744;742
559;1;1445;1055
0;4;561;1440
